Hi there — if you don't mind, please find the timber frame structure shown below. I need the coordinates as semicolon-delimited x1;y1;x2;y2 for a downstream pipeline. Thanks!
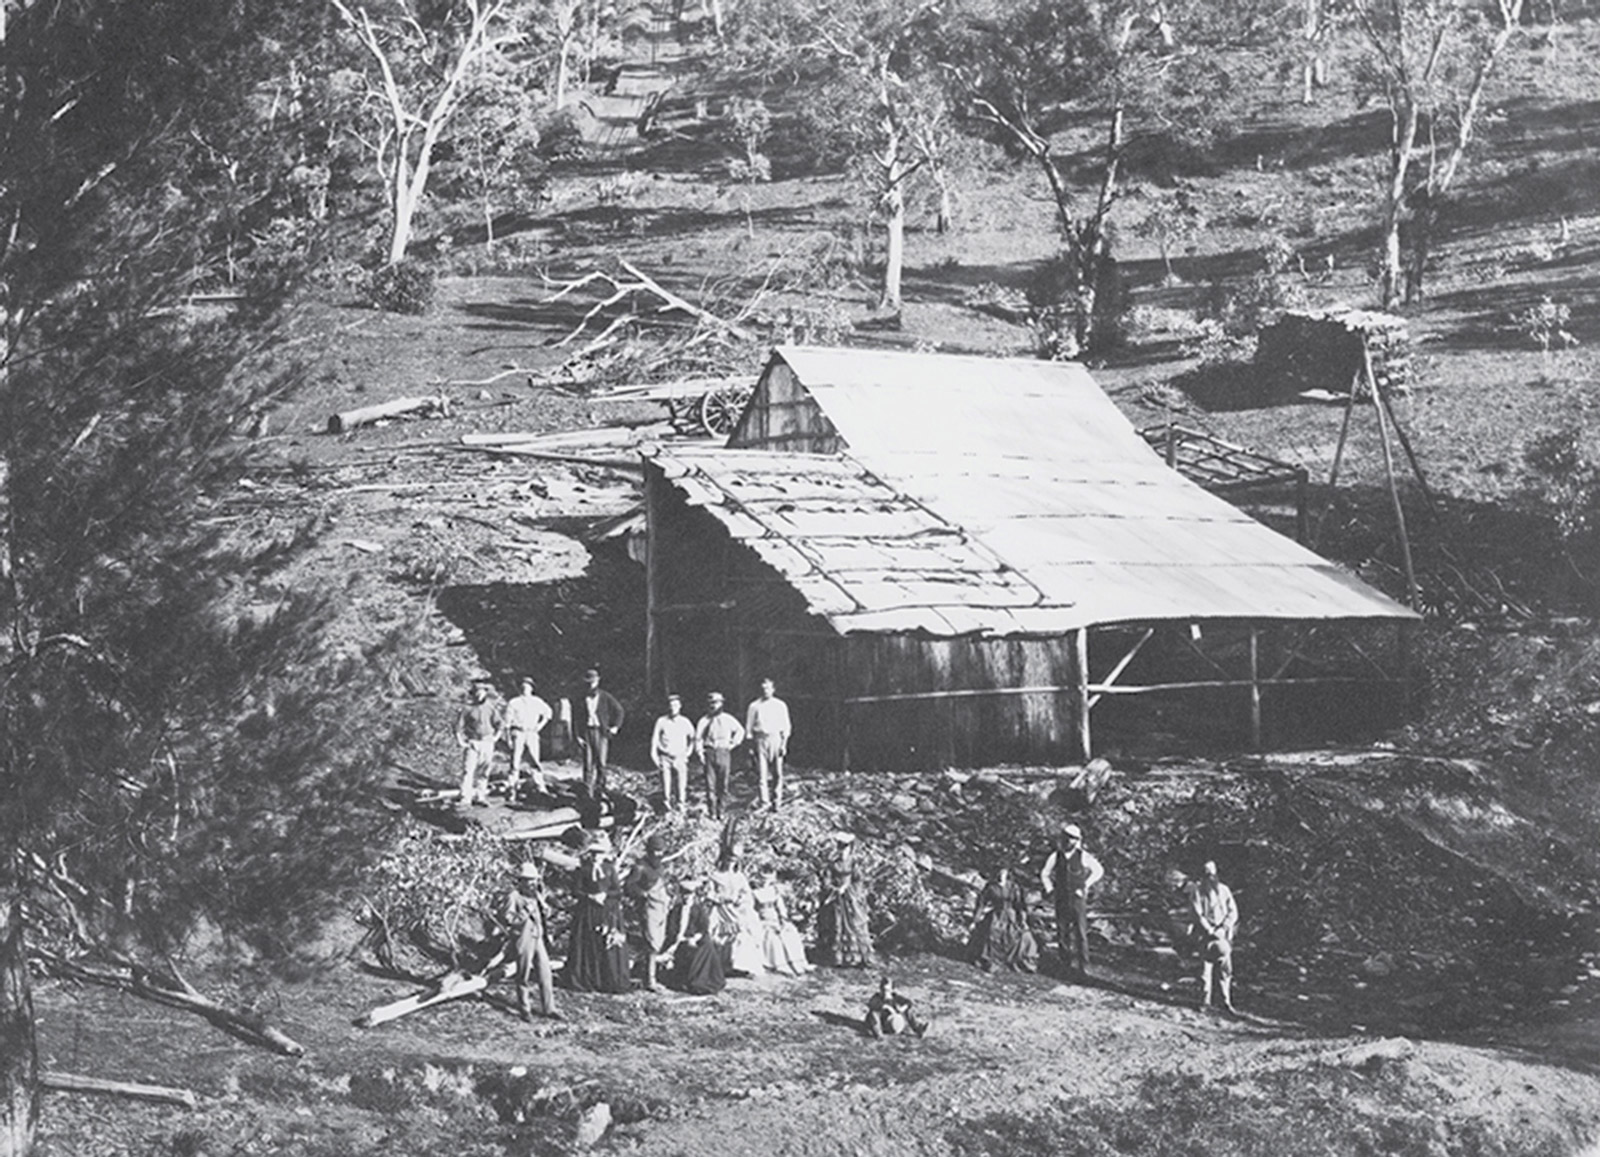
642;347;1418;771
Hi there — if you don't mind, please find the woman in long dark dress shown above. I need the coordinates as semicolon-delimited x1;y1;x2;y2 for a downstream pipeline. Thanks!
563;831;631;993
968;866;1039;972
665;880;726;995
816;832;873;968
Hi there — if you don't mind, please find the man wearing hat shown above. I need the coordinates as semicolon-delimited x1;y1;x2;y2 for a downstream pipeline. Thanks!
650;693;697;812
565;667;625;798
504;676;553;799
1040;823;1104;979
454;682;504;807
1189;859;1238;1012
501;860;556;1021
694;691;744;819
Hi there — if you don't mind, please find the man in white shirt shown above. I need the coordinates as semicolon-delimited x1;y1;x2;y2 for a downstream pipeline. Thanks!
694;691;744;820
1040;823;1104;979
1190;859;1239;1012
744;677;792;810
650;693;697;812
504;676;553;798
454;682;503;808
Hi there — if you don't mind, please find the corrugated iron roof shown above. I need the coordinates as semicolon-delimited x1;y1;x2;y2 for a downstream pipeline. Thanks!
647;348;1416;636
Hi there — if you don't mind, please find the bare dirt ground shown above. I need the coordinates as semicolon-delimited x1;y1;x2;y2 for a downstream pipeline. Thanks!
28;13;1600;1155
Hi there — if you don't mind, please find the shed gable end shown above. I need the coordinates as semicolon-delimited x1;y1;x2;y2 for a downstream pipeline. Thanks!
728;356;844;453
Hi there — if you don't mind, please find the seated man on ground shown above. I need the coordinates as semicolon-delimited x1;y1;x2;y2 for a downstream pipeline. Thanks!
864;976;928;1039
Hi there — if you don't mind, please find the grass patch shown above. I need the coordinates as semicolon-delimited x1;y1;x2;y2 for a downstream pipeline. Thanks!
945;1068;1566;1157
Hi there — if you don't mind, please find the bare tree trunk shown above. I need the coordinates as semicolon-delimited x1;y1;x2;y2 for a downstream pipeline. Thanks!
1380;100;1420;308
882;185;905;310
935;183;953;234
1074;105;1125;351
0;902;39;1157
555;33;572;109
1436;0;1524;194
1301;0;1325;103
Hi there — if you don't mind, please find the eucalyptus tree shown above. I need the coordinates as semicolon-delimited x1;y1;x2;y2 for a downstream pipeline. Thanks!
330;0;520;264
1349;0;1530;305
940;0;1234;352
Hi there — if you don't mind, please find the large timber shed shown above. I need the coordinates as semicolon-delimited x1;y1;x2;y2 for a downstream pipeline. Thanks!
642;346;1417;771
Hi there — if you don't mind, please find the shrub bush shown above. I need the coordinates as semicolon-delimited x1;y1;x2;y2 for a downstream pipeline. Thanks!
361;260;437;314
537;109;586;161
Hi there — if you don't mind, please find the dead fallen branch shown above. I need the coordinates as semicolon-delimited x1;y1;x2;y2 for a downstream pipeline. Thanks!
41;1072;199;1109
39;954;306;1057
327;394;450;434
542;259;756;352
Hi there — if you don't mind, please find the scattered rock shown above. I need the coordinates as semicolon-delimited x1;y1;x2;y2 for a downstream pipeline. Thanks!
574;1101;611;1148
1326;1037;1416;1071
1360;953;1397;978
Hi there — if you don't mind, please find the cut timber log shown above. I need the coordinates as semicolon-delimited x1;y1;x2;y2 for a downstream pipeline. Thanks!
41;1072;198;1109
460;424;670;449
327;395;450;434
357;969;489;1027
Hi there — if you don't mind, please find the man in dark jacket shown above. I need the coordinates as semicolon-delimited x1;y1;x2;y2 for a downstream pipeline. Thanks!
568;667;624;797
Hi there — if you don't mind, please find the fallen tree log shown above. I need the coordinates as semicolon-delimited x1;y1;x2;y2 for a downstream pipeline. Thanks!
38;955;305;1057
41;1072;198;1109
327;395;450;434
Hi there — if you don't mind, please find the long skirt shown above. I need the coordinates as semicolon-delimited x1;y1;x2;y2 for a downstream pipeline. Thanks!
710;903;766;977
818;886;873;968
669;939;725;995
761;920;812;976
970;906;1039;972
563;897;630;993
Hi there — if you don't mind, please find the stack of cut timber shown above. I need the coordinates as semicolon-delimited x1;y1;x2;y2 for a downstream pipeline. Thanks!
1255;308;1412;398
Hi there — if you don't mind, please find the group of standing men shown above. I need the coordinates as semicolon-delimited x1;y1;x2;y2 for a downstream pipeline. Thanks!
449;667;634;805
648;679;792;818
453;669;792;817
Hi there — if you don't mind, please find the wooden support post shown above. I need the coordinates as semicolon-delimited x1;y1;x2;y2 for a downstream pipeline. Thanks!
1165;419;1177;468
1366;341;1420;610
1073;628;1092;761
1248;627;1263;750
1398;621;1414;717
1311;380;1359;549
1378;387;1439;516
644;468;660;699
1294;468;1309;543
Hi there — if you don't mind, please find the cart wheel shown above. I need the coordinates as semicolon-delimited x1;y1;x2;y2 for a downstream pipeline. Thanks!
699;385;751;439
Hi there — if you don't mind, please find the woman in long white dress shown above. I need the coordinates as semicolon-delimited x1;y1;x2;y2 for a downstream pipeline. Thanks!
752;870;812;976
707;845;765;977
